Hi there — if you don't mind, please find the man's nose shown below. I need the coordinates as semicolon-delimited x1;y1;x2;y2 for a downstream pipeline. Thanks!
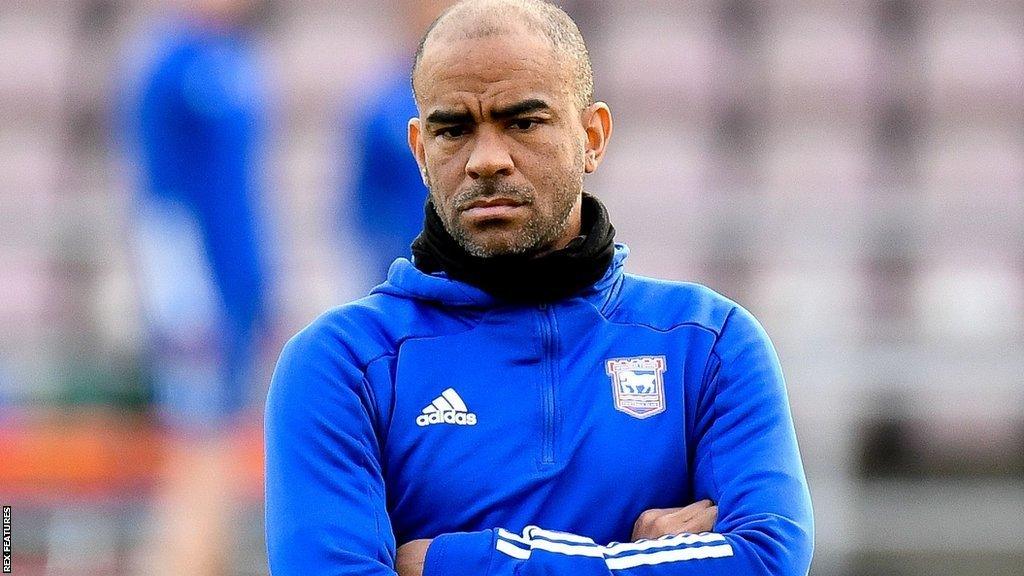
465;127;514;179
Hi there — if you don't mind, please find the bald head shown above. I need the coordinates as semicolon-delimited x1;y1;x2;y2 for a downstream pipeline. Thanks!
412;0;594;111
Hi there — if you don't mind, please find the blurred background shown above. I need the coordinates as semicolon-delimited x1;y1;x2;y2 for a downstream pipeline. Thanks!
1;0;1022;575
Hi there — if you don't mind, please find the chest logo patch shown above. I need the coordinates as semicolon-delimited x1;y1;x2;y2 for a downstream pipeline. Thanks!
605;356;667;419
417;388;478;427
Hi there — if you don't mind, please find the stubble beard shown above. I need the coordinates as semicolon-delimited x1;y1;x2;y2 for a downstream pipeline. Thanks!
426;153;586;258
428;179;582;258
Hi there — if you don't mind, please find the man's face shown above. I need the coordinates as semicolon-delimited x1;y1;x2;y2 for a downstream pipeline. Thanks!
410;30;587;257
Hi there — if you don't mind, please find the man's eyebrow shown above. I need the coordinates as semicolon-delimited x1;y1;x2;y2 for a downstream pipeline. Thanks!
426;109;474;125
491;99;551;120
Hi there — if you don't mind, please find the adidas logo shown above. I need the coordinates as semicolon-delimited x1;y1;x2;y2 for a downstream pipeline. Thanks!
416;388;478;427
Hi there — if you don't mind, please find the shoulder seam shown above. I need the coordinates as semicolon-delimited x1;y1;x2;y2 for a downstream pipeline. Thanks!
713;306;741;351
699;305;741;502
602;317;724;336
704;349;725;500
599;275;733;336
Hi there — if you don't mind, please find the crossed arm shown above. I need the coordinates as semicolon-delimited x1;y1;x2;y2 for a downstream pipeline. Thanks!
395;501;719;576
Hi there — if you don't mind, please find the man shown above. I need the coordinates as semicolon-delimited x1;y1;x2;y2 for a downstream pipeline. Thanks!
121;1;273;573
265;1;813;575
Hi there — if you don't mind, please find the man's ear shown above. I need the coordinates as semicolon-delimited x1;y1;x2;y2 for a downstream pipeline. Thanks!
408;117;429;186
582;102;613;174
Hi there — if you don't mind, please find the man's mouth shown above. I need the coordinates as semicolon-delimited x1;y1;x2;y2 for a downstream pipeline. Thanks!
460;197;529;220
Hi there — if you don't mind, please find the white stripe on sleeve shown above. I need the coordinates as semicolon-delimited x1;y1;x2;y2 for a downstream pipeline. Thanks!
525;526;596;545
605;543;734;569
529;539;606;558
497;528;531;546
494;526;735;569
496;539;531;559
604;532;727;555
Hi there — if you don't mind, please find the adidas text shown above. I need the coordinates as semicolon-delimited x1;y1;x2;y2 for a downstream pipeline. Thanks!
416;411;477;427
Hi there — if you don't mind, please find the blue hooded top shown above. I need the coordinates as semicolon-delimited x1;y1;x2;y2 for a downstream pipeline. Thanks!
265;245;813;576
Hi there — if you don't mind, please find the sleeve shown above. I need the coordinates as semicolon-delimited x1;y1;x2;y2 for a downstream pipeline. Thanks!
420;305;814;576
264;326;398;576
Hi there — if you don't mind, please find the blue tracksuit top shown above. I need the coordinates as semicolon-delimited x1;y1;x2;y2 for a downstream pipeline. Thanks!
265;245;814;576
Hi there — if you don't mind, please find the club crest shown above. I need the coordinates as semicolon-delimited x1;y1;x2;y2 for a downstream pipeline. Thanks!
605;356;667;419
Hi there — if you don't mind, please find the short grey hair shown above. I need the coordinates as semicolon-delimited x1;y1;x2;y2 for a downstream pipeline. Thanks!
412;0;595;111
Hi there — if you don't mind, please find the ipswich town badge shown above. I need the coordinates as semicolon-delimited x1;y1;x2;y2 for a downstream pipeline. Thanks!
605;356;667;419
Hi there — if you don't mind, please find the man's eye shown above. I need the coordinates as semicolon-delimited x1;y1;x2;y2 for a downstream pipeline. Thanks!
511;119;537;131
437;127;467;139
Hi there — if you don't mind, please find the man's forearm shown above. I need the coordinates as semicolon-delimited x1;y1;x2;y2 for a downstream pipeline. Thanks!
395;500;719;576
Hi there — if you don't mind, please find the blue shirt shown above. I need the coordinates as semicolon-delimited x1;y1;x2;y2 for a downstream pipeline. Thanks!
265;246;813;576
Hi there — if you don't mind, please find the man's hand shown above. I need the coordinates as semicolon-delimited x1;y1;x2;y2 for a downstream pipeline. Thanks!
631;500;718;541
396;539;432;576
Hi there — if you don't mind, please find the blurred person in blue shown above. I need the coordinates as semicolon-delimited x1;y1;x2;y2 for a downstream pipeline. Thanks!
119;0;274;574
345;0;455;286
